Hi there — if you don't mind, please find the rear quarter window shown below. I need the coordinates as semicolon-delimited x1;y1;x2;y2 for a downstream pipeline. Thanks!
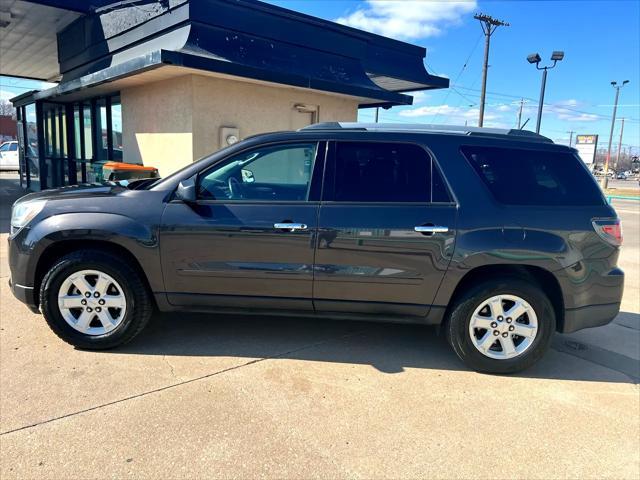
461;145;605;206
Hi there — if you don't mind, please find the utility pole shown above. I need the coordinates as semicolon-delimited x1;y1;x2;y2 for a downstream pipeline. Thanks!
567;130;575;147
475;13;509;127
375;107;379;123
602;80;629;188
517;98;524;129
615;118;625;171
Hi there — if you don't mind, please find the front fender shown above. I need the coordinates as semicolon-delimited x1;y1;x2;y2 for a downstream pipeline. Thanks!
16;212;162;292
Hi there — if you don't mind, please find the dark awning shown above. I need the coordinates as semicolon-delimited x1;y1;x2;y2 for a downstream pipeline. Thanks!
11;0;450;107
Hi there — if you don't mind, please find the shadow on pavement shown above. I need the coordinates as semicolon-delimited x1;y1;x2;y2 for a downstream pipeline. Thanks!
110;310;638;384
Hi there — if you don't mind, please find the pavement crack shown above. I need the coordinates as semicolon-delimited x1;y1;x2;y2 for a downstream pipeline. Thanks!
162;355;177;379
0;329;365;436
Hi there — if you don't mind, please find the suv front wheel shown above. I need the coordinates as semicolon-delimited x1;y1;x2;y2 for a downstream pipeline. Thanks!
39;249;153;349
446;278;555;373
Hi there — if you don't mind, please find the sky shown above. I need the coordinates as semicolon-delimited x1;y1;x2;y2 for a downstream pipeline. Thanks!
1;0;638;153
269;0;640;152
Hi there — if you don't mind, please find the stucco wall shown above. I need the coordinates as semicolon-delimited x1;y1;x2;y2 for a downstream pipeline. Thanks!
121;73;358;176
121;76;194;176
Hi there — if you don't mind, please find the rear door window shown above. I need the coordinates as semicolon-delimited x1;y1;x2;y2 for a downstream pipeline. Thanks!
326;141;451;203
461;145;605;205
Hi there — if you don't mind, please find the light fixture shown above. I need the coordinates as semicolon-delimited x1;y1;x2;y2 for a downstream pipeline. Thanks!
527;53;541;64
550;51;565;61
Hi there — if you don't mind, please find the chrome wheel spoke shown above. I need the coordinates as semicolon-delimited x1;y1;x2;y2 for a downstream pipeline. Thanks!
97;310;114;329
103;294;125;308
75;311;94;332
504;301;527;321
58;295;84;309
58;270;127;336
499;336;517;356
73;275;94;295
513;323;536;338
478;330;497;352
470;315;494;330
94;274;111;296
488;298;504;318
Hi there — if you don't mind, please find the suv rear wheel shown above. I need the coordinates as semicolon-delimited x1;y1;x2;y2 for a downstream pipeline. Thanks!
445;278;555;373
40;249;153;349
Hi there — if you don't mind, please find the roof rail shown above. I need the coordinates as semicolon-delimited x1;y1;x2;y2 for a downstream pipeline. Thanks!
299;122;554;143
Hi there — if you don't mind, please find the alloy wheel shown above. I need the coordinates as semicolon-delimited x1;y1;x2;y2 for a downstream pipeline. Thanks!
57;269;127;335
468;294;538;360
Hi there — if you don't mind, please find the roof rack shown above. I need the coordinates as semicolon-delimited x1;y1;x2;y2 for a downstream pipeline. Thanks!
299;122;553;143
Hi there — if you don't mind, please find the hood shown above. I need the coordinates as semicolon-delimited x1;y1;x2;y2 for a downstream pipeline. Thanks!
16;182;128;205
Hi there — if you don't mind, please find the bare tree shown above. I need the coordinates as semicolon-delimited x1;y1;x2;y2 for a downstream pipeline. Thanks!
0;100;16;118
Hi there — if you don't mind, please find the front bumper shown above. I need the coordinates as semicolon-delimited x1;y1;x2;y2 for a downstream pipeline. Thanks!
8;277;39;313
7;228;39;312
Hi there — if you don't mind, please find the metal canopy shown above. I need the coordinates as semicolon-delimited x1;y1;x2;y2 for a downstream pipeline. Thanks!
7;0;449;106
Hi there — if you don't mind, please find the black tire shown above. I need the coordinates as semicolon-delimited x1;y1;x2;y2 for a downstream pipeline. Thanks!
445;277;555;374
39;249;153;349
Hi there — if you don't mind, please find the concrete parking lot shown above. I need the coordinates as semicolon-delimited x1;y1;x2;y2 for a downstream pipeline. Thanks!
0;172;638;479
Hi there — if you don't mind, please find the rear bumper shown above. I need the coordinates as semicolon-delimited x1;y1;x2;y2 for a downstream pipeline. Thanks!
561;302;621;333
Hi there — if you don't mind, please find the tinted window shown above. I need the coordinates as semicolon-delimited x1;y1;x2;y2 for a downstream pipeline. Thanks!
199;143;317;201
0;143;9;152
8;143;18;151
331;142;450;203
462;146;605;206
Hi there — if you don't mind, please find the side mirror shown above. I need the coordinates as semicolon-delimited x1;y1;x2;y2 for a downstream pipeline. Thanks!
175;176;197;203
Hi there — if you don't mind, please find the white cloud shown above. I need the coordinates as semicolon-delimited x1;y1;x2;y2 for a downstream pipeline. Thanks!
410;91;430;104
0;89;16;102
547;100;601;122
336;0;477;41
398;104;500;123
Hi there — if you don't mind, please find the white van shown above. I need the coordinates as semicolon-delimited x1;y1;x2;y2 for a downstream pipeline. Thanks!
0;141;19;171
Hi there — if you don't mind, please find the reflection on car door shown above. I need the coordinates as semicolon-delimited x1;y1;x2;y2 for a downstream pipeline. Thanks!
160;141;325;311
314;141;457;318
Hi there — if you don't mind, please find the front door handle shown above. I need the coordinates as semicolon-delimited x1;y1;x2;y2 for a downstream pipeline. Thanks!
274;222;308;231
414;225;449;234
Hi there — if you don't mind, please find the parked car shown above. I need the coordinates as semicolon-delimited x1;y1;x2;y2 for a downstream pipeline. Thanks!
8;123;624;373
0;140;19;171
616;172;627;180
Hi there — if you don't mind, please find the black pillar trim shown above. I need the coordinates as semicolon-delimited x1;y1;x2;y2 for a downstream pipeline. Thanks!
35;101;47;190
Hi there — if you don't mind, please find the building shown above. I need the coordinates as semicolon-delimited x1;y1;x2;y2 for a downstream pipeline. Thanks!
0;115;18;142
3;0;448;191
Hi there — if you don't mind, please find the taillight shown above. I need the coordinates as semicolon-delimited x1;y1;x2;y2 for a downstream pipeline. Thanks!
592;218;623;246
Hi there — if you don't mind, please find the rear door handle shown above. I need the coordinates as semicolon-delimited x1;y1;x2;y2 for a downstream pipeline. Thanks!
274;222;308;231
414;225;449;234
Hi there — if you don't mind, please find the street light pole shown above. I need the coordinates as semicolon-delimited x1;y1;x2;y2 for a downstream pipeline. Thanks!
527;51;564;134
615;118;625;172
602;80;629;189
567;130;575;147
536;68;548;134
475;13;509;127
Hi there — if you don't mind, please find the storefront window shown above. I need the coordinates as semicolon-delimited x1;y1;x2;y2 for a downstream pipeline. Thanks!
25;104;40;191
111;96;123;160
84;105;93;160
95;98;108;161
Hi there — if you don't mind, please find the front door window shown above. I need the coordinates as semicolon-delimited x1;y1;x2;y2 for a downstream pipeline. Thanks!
198;143;318;202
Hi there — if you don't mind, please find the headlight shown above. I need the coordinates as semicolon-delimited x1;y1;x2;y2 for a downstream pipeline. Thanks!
10;200;46;233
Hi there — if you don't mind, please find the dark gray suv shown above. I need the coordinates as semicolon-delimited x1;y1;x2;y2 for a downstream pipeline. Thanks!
8;123;624;373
